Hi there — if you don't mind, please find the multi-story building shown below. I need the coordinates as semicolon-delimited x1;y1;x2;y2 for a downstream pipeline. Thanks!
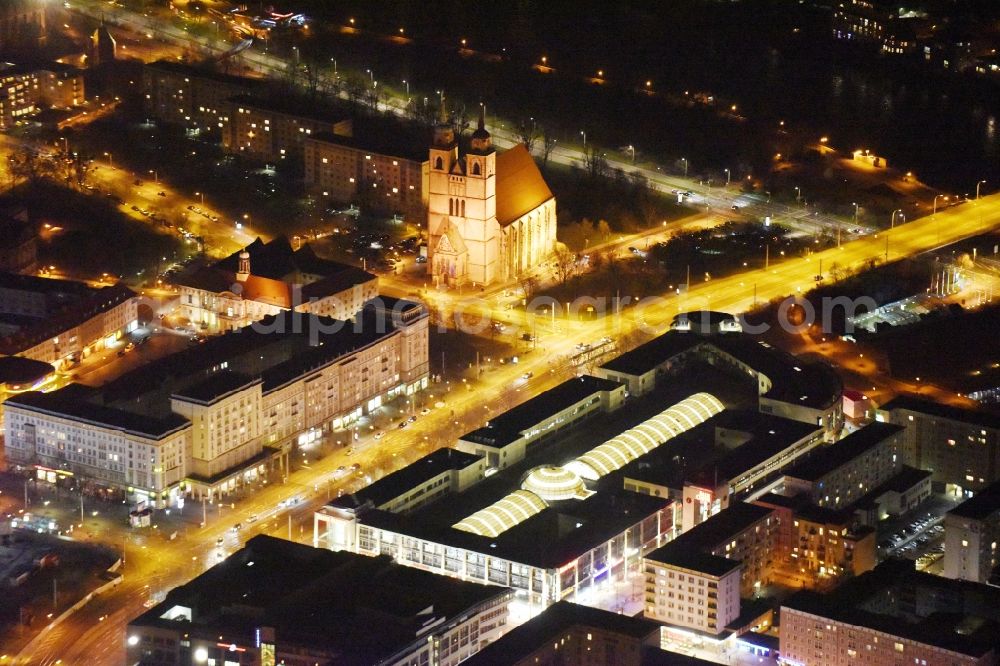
943;480;1000;584
142;60;266;132
316;393;728;607
172;236;377;332
598;327;843;436
222;95;352;163
127;535;512;666
463;601;662;666
832;0;923;55
0;61;85;129
643;502;776;635
455;375;626;471
0;272;137;370
0;0;46;54
4;299;429;505
782;422;904;509
780;559;1000;665
0;208;36;274
304;131;428;220
755;493;876;584
877;394;1000;495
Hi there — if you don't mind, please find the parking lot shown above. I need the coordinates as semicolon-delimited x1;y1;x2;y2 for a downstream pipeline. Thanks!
877;493;960;570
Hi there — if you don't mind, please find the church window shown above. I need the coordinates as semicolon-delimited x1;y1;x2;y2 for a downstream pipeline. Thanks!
472;162;481;176
449;198;453;216
461;200;466;216
435;156;443;170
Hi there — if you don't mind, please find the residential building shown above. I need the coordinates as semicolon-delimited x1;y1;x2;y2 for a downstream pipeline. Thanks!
780;559;1000;665
852;465;933;525
755;493;876;584
832;0;924;55
427;106;556;286
222;95;352;163
643;502;776;635
782;422;904;509
126;535;511;666
463;601;662;666
943;480;1000;584
142;60;266;132
0;354;52;430
0;61;85;129
304;131;428;220
172;236;377;332
0;272;137;370
456;375;626;470
4;300;429;505
598;329;843;436
877;394;1000;495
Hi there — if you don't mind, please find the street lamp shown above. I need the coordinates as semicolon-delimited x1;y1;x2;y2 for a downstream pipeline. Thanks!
724;168;731;185
402;79;409;99
195;191;204;205
852;202;859;223
976;180;987;200
580;130;586;148
627;145;635;162
366;68;373;82
680;157;688;178
794;186;801;203
933;194;948;216
890;208;903;229
103;152;113;168
149;169;158;184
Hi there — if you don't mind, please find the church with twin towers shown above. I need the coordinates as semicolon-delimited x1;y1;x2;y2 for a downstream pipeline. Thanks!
426;102;557;286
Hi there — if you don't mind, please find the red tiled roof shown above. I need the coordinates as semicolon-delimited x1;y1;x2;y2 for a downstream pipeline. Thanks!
495;144;554;227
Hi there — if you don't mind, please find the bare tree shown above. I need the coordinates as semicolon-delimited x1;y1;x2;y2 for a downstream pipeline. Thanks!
553;244;577;286
519;274;538;301
597;219;611;241
540;126;557;168
517;119;539;154
584;145;608;179
453;104;472;139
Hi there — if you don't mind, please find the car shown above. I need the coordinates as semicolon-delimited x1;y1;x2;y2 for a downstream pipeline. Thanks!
407;415;417;424
336;465;346;474
216;536;224;546
397;421;408;429
520;333;536;342
420;407;431;416
731;205;740;211
521;372;533;381
157;191;167;197
230;522;242;532
131;205;140;212
246;514;258;523
187;205;196;211
351;463;361;471
373;431;384;440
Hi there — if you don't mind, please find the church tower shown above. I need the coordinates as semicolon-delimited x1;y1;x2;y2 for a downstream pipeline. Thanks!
426;99;500;286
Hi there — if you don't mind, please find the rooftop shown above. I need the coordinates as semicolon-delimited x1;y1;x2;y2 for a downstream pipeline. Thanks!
880;394;1000;430
460;375;621;448
131;535;510;662
462;601;660;665
782;422;904;482
309;129;429;164
600;329;702;376
646;502;774;574
332;448;483;511
0;355;52;386
170;370;260;405
145;59;267;89
688;411;823;487
949;479;1000;521
229;94;351;126
782;558;1000;658
495;144;554;226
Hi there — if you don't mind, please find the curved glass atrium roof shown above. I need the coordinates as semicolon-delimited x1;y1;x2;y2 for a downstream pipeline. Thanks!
452;393;724;539
567;392;724;481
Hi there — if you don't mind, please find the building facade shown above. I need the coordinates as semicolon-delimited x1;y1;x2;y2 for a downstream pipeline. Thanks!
877;395;1000;496
222;96;352;163
142;60;265;132
304;133;428;220
4;301;429;505
0;273;138;370
942;481;1000;584
0;62;85;129
426;108;556;286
